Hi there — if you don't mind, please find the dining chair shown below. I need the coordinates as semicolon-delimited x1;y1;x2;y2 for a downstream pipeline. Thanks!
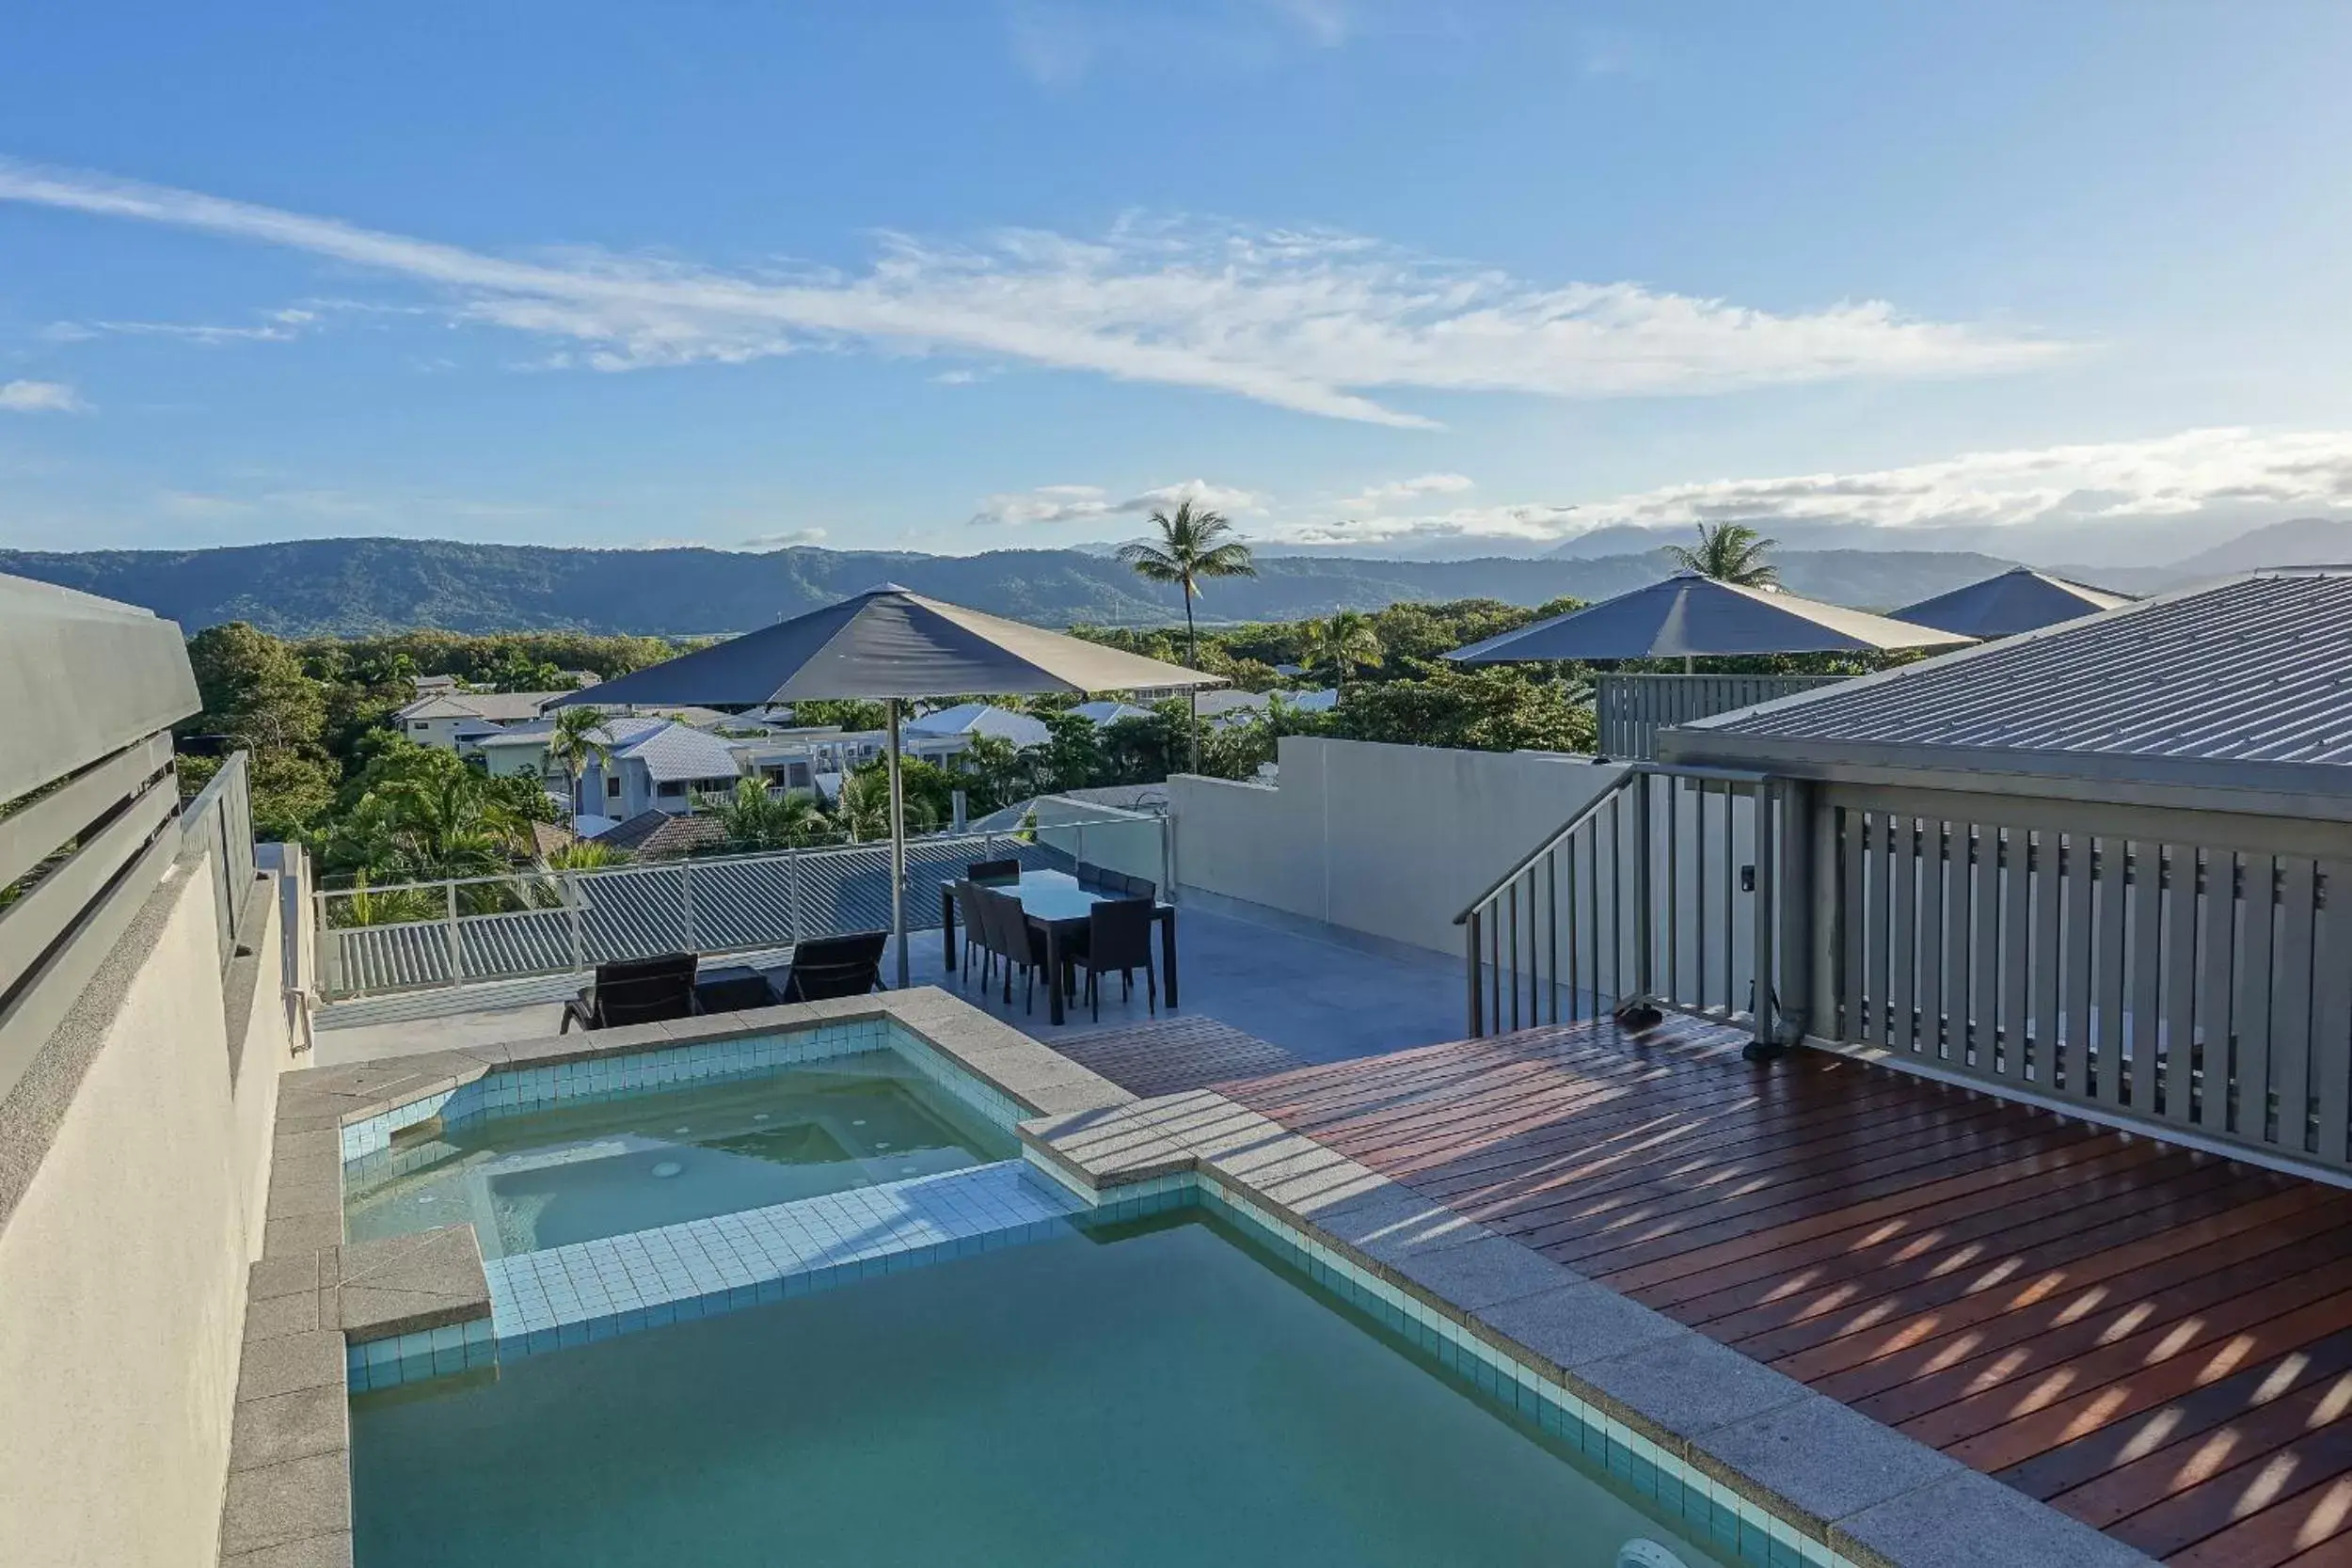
1076;896;1156;1022
950;879;990;989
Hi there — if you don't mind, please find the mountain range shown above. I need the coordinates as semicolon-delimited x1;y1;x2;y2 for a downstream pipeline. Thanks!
1;517;2344;638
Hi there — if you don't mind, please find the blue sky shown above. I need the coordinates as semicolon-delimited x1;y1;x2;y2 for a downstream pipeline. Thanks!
2;1;2350;563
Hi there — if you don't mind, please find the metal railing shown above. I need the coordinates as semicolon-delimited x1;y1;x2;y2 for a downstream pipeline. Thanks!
1823;782;2352;1176
315;814;1168;998
1595;673;1848;762
178;751;257;974
1455;765;1780;1043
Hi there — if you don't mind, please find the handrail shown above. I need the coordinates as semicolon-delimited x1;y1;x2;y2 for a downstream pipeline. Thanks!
1453;762;1769;925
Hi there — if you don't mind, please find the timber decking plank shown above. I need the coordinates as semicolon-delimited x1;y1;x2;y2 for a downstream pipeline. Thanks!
1220;1013;2352;1567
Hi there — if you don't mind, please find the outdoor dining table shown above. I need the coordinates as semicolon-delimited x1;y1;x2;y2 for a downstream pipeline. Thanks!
939;869;1180;1026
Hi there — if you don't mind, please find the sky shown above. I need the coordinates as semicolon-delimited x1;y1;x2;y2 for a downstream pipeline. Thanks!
2;1;2351;565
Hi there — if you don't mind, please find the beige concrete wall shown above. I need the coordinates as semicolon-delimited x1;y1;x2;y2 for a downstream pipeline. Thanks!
0;847;297;1568
1168;736;1626;957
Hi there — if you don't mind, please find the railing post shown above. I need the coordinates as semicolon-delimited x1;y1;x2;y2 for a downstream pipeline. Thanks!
565;871;585;972
1748;781;1778;1055
443;880;462;987
679;858;697;951
1466;908;1484;1037
1630;770;1655;1003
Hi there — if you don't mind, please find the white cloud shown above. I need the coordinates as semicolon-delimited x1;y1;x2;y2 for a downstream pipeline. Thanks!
739;527;829;549
0;379;85;413
970;478;1263;527
48;307;317;346
0;159;2065;427
1336;471;1475;512
1567;427;2352;535
1260;427;2352;551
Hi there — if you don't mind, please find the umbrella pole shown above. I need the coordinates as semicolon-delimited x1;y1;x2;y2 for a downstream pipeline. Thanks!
887;696;909;990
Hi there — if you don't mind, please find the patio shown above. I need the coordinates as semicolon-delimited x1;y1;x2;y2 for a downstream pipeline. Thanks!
314;900;1470;1070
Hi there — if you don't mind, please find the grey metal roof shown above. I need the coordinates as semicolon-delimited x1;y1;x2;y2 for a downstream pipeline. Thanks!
1446;571;1972;662
1663;569;2352;799
1890;566;2132;639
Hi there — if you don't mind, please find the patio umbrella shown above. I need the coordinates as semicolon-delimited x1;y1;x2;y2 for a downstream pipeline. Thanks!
1443;571;1974;668
548;585;1222;986
1889;566;2132;640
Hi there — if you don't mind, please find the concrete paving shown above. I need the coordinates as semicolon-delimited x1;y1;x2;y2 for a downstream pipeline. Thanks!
316;902;1470;1069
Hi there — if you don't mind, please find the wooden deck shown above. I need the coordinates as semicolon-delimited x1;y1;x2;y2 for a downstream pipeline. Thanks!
1219;1015;2352;1567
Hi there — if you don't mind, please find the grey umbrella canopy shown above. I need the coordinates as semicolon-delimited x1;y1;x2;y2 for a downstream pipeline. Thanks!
1890;566;2132;640
1445;571;1975;664
549;585;1222;986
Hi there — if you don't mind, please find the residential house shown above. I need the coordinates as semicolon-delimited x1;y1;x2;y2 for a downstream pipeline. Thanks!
390;689;567;751
578;719;745;820
904;702;1051;750
1071;699;1152;727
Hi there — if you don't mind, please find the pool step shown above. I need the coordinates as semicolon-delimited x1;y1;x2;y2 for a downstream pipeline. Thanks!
484;1161;1083;1354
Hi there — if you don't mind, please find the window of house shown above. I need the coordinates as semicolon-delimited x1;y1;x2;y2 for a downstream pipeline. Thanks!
787;762;811;789
657;781;685;798
606;776;621;799
411;721;430;732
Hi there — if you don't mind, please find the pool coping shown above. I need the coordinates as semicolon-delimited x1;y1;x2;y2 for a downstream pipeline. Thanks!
224;989;2153;1568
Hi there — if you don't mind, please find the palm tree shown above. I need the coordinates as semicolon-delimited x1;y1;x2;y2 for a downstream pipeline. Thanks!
1301;610;1384;693
1664;522;1779;588
544;705;612;816
1116;499;1257;773
704;777;837;850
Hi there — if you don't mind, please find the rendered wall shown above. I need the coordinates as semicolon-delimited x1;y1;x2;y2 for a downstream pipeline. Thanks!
0;849;296;1568
1167;736;1625;957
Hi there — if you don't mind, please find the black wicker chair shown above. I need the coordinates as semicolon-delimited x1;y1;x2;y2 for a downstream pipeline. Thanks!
561;952;700;1033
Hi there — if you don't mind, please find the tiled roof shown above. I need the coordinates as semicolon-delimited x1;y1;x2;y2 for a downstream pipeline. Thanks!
393;689;566;722
613;720;744;784
594;809;731;858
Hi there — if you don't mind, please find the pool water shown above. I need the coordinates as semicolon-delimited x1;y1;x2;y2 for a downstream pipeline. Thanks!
342;1050;1013;1259
353;1212;1727;1568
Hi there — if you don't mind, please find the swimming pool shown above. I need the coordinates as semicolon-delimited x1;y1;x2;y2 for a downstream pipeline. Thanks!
353;1208;1728;1568
343;1047;1013;1259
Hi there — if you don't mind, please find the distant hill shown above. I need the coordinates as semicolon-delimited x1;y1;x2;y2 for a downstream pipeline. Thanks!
2053;517;2352;595
0;535;2026;637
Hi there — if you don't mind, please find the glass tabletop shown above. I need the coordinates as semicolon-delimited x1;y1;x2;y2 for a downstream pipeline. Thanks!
947;869;1158;924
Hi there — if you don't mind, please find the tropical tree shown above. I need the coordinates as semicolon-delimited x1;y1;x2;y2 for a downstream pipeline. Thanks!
702;777;834;850
1300;610;1384;692
544;705;612;816
836;767;939;843
1664;522;1779;588
543;839;623;871
1115;499;1257;773
954;733;1026;814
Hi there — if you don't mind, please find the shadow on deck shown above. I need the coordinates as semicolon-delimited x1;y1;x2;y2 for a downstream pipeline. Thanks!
1220;1014;2352;1568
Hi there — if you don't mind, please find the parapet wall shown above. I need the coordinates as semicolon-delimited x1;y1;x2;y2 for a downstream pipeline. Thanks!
0;845;300;1568
1166;736;1625;958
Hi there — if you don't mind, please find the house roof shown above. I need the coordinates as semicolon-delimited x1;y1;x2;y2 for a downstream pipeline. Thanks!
593;808;731;858
904;702;1049;747
1890;566;2134;639
1072;700;1152;726
612;719;744;784
393;689;565;722
1661;569;2352;806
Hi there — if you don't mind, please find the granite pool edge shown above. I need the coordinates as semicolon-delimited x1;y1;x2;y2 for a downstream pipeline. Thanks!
1022;1089;2158;1568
